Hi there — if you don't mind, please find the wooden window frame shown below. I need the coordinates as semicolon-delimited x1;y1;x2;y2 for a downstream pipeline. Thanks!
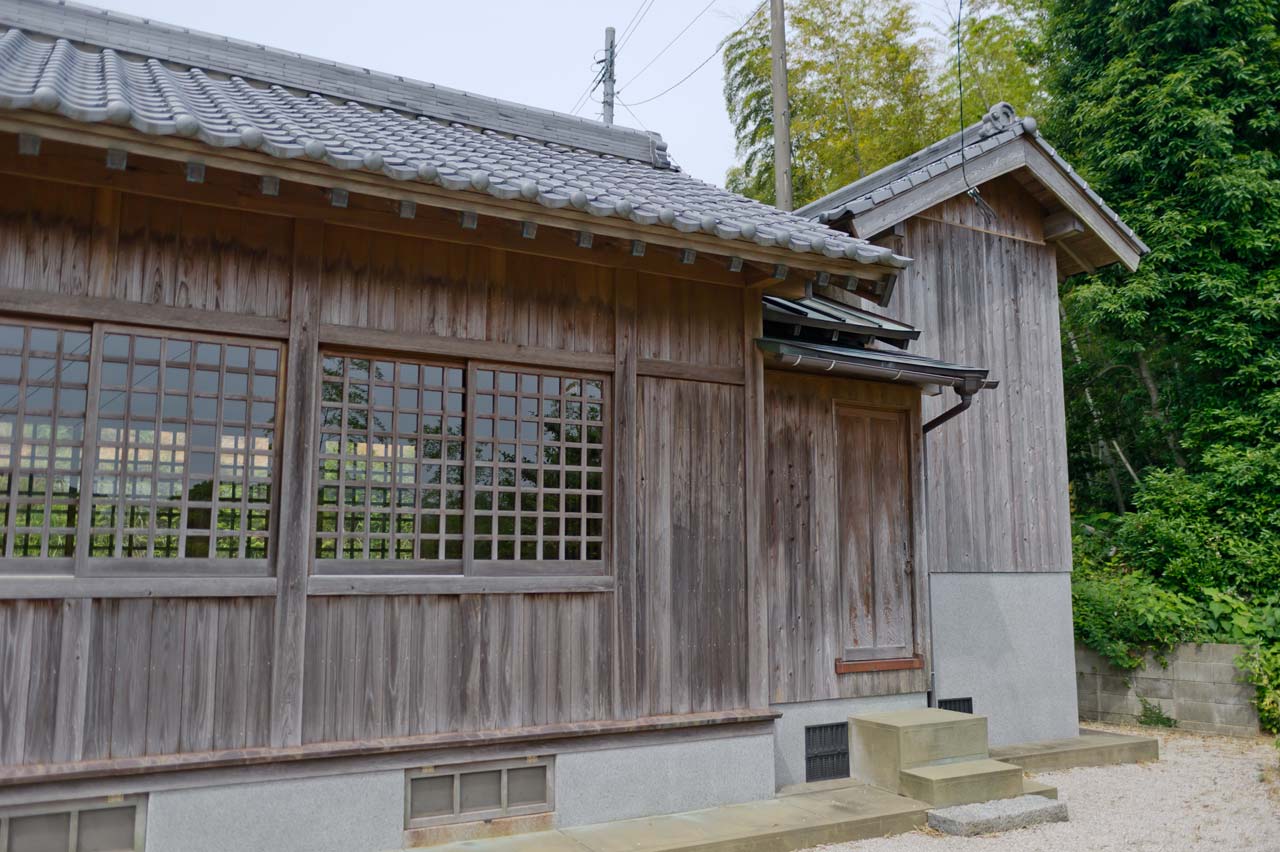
404;757;554;829
312;349;612;582
0;318;91;573
0;316;286;584
0;795;147;852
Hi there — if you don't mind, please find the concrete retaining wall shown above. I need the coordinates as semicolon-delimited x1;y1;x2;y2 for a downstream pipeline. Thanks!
1076;643;1259;737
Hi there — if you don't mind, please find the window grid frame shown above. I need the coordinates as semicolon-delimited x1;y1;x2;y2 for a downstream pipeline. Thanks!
404;757;554;830
86;325;284;573
464;361;610;576
0;318;285;579
0;319;92;565
313;350;612;579
313;352;467;572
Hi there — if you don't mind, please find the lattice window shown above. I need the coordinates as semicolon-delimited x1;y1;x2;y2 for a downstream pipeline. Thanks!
0;321;91;559
313;355;609;572
90;331;281;561
470;366;607;563
315;355;466;563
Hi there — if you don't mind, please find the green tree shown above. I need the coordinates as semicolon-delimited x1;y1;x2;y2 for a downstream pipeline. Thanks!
721;0;1045;205
1045;0;1280;595
722;0;942;204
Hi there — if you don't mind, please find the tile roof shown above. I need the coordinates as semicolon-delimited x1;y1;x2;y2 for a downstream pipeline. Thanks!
794;102;1148;255
0;0;911;270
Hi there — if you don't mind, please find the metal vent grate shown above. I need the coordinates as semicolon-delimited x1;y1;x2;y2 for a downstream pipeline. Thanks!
937;697;974;714
804;722;850;782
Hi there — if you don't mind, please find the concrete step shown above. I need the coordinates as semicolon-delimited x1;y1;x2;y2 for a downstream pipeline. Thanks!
898;758;1024;807
990;728;1159;772
1022;778;1059;800
417;781;929;852
849;708;989;792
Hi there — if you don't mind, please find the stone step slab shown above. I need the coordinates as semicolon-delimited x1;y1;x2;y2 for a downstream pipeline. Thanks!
927;794;1068;836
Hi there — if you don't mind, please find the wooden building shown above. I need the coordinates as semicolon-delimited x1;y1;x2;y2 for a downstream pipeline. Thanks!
797;101;1148;746
0;4;1144;851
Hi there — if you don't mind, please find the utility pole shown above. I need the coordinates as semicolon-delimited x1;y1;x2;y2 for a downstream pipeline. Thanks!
769;0;793;210
602;26;616;127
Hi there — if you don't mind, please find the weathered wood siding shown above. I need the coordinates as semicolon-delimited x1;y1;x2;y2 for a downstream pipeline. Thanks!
635;275;743;368
0;171;759;771
0;176;291;317
764;373;928;704
0;597;274;765
636;377;748;716
884;181;1072;574
300;594;613;743
319;225;615;354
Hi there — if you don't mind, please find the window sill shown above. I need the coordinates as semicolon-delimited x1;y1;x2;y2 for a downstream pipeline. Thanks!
0;575;278;599
834;655;924;674
307;574;615;595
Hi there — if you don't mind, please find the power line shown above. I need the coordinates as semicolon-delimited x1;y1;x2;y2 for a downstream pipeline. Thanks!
615;97;650;131
621;0;766;107
617;0;659;53
619;0;717;91
569;59;607;115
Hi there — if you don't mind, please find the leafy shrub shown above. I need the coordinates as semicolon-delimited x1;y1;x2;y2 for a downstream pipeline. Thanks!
1236;645;1280;735
1113;448;1280;599
1072;564;1280;734
1071;569;1208;669
1137;697;1177;728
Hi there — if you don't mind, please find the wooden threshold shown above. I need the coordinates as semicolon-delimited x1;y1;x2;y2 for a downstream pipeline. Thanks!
0;709;781;787
834;655;924;674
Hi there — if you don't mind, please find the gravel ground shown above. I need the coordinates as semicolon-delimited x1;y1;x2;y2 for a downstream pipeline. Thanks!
804;724;1280;852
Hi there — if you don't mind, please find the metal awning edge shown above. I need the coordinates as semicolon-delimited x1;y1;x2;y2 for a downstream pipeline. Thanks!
758;338;996;392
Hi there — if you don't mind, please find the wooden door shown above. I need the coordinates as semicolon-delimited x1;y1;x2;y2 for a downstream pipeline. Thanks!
834;404;915;661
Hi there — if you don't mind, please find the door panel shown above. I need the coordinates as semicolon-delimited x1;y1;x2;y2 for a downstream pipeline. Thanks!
835;405;914;659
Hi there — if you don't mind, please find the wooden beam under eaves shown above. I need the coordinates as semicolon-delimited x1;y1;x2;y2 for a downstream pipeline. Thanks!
0;123;896;294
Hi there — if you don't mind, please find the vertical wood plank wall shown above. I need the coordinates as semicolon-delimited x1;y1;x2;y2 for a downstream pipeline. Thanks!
763;373;929;705
884;180;1073;574
0;175;766;768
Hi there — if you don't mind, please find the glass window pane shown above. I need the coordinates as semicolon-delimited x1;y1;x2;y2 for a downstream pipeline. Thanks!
459;770;501;813
409;775;455;819
315;353;464;562
0;323;91;561
470;368;607;565
78;806;136;852
91;332;280;561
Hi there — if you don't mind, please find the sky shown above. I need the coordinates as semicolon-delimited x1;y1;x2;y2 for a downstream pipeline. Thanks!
92;0;955;187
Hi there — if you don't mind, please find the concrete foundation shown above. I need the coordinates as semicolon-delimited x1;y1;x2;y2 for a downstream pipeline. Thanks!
553;731;775;828
145;770;404;852
770;693;925;789
930;572;1078;745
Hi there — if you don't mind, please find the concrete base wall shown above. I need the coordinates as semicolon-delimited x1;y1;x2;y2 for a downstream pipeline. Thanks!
1077;642;1260;737
930;572;1078;746
770;693;925;789
145;770;404;852
554;732;775;828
